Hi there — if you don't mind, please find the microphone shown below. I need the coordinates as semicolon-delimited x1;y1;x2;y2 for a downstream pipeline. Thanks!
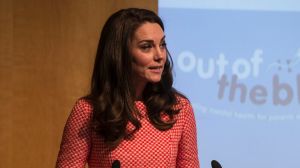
112;160;120;168
211;160;222;168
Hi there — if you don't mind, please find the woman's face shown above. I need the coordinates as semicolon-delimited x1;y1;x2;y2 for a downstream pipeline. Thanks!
130;22;167;87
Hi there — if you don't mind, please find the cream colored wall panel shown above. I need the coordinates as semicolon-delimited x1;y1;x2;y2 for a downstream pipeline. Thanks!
0;0;157;167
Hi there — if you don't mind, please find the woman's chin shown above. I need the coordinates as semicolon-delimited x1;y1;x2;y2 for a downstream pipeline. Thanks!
148;77;162;83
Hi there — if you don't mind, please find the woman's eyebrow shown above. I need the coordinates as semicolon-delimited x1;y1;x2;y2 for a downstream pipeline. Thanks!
138;36;166;44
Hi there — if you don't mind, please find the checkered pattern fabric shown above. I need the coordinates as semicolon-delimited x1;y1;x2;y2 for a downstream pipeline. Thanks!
56;96;199;168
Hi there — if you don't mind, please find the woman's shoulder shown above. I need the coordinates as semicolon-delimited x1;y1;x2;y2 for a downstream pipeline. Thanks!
174;94;191;110
70;98;93;116
172;94;195;127
75;98;93;108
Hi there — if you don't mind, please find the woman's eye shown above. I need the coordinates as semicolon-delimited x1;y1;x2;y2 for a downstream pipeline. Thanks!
140;44;152;50
160;42;167;48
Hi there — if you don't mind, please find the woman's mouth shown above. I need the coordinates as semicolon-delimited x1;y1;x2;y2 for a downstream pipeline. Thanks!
148;66;163;73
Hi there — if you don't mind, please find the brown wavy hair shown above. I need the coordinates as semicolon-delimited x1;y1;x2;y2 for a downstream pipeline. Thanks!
85;8;183;148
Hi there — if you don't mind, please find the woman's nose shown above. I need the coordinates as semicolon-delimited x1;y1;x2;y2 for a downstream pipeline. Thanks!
154;46;164;61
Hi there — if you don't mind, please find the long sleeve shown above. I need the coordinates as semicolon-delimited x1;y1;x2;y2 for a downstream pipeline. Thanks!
56;99;92;168
176;101;200;168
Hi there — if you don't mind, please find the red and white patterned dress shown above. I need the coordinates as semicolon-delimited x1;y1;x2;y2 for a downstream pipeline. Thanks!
56;96;199;168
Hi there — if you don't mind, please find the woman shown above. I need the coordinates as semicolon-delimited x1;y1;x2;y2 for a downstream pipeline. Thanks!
56;8;199;168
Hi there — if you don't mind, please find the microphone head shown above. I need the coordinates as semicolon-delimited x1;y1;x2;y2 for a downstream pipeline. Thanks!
112;160;120;168
211;160;222;168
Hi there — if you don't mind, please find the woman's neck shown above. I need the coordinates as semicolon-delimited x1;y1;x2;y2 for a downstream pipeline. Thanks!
134;81;146;101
